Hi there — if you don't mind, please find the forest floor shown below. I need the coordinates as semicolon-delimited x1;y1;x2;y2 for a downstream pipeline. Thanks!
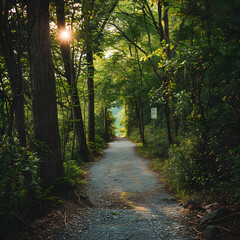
51;138;197;240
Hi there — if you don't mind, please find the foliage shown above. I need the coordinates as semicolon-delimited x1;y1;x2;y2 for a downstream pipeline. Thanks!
0;136;39;195
227;147;240;204
136;125;169;170
0;136;40;233
95;107;116;142
111;0;240;206
62;160;86;187
132;125;169;158
163;136;198;191
146;128;169;158
163;136;240;204
1;2;240;238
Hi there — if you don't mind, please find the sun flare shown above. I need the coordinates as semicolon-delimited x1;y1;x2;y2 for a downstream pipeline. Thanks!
60;30;71;41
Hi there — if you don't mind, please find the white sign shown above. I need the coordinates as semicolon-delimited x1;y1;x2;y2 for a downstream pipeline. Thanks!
151;108;157;119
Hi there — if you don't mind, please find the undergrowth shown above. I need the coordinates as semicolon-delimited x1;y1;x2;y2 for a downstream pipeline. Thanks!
0;136;90;236
133;125;240;206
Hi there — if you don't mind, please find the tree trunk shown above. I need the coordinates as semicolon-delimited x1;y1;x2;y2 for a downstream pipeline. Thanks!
103;106;108;141
205;0;211;45
139;98;145;145
55;0;92;162
163;2;177;144
198;86;209;132
136;99;145;145
163;3;175;144
163;2;171;59
172;104;179;142
135;48;145;145
86;44;95;145
0;0;32;193
27;0;64;187
157;1;164;42
72;90;92;161
143;0;173;144
0;0;26;146
164;102;173;144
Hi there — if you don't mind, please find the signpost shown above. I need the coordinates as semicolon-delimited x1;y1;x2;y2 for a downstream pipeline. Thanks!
151;108;157;119
151;108;157;138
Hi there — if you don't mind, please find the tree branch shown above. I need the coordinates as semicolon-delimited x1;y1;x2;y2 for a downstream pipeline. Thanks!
100;0;119;33
111;23;162;81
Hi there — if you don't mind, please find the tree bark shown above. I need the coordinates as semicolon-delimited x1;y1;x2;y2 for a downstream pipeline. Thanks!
162;2;174;144
55;0;92;162
135;48;145;145
205;0;211;45
0;0;32;193
86;44;95;145
135;99;145;145
140;102;145;145
163;2;171;58
164;101;173;144
0;0;26;146
27;0;64;187
103;106;108;141
157;2;164;42
172;104;179;142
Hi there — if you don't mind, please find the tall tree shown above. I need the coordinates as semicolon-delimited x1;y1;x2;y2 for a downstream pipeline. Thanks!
162;1;173;144
110;0;176;143
83;0;119;147
27;0;64;187
86;43;96;144
0;0;26;146
55;0;92;162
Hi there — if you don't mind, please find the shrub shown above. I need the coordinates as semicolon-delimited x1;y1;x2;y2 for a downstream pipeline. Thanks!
163;135;199;192
210;146;240;204
230;146;240;203
63;160;86;187
129;128;142;143
136;125;169;159
0;135;40;234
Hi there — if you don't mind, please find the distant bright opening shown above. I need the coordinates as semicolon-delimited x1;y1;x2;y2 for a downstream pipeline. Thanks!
111;106;124;137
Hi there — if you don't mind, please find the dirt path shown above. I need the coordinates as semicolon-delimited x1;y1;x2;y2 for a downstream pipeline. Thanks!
54;138;196;240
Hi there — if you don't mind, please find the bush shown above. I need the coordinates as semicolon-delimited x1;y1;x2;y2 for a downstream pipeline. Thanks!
162;134;212;195
230;147;240;203
163;132;240;205
95;107;116;143
0;135;40;234
153;138;169;158
134;125;169;159
210;146;240;204
95;135;108;152
63;160;86;187
129;128;142;143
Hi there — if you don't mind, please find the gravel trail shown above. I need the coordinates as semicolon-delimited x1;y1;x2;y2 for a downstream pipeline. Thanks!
53;138;196;240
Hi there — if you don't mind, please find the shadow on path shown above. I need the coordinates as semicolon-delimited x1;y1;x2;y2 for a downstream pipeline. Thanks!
53;138;197;240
